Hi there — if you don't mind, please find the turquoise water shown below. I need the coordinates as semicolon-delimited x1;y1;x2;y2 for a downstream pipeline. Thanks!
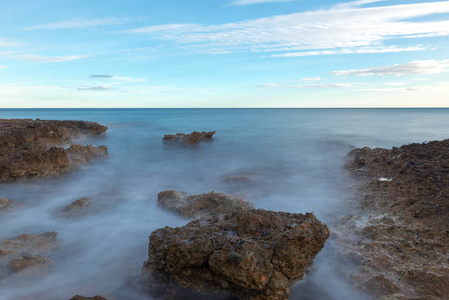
1;108;448;299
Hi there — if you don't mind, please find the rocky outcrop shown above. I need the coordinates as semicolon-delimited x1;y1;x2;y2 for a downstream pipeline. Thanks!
338;139;449;299
142;209;329;300
0;197;18;213
55;197;98;218
0;119;108;181
163;131;215;145
70;296;108;300
157;191;254;219
0;232;58;276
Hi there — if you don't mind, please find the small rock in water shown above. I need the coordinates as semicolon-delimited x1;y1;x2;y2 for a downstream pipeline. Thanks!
163;131;215;145
10;255;54;273
56;197;98;218
0;197;18;213
142;209;329;300
224;176;250;183
70;296;108;300
157;190;254;219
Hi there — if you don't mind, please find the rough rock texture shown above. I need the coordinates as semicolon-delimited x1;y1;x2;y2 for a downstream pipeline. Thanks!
0;232;58;258
70;296;108;300
163;131;215;145
338;139;449;299
55;197;98;218
157;191;255;219
10;255;54;273
142;209;329;300
0;197;18;213
0;118;108;181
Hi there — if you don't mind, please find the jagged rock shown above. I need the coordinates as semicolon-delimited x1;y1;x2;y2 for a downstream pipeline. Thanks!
0;232;58;258
142;209;329;300
10;255;54;273
163;131;215;145
157;191;254;219
56;197;98;218
0;119;108;181
337;139;449;299
70;296;108;300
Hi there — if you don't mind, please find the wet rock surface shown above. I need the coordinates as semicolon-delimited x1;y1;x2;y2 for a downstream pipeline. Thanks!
0;197;18;213
0;232;58;277
163;131;215;145
157;190;255;219
338;139;449;299
0;119;108;181
55;197;98;218
142;209;329;300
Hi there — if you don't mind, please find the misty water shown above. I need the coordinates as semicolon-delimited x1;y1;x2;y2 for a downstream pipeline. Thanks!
1;108;449;300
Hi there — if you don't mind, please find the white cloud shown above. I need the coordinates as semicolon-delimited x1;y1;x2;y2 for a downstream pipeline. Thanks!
253;83;352;88
0;65;6;69
229;0;295;6
16;54;89;63
300;77;321;81
331;59;449;76
124;1;449;56
332;0;388;10
24;18;125;30
0;38;22;48
77;85;112;91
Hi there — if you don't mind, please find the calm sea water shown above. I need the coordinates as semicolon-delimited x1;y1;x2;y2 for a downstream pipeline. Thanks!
1;108;448;300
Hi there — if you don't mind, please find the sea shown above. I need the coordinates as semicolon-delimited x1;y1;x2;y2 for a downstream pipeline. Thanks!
1;108;449;300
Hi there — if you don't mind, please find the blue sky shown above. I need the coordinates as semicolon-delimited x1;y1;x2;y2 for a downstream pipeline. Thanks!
1;0;449;108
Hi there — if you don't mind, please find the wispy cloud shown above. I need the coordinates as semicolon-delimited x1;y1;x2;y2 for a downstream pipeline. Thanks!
24;18;125;31
299;77;321;81
0;38;22;48
331;59;449;76
77;85;112;91
124;1;449;56
90;75;114;78
332;0;388;10
0;65;6;69
229;0;295;6
253;83;352;88
16;54;89;63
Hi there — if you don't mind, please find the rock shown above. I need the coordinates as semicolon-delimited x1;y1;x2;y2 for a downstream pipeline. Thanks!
56;197;98;218
0;119;108;181
157;191;255;219
0;232;58;258
142;209;329;300
0;197;17;213
10;255;54;273
70;296;108;300
163;131;215;145
225;176;250;183
337;138;449;299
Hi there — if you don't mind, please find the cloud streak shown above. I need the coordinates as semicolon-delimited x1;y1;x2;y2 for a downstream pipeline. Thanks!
77;85;112;91
253;83;352;88
124;1;449;56
331;59;449;76
16;54;89;63
24;18;125;30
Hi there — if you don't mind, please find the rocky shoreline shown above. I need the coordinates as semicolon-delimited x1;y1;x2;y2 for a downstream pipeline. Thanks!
0;119;108;181
335;140;449;299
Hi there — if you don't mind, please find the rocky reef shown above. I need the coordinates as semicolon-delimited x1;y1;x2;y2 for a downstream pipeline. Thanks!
163;131;215;145
157;190;254;219
0;119;108;181
142;209;329;300
338;139;449;299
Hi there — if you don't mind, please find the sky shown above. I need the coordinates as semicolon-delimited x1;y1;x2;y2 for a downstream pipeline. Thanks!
1;0;449;108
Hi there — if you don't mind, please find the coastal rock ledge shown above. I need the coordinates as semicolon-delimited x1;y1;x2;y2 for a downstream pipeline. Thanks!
142;209;329;300
0;119;108;181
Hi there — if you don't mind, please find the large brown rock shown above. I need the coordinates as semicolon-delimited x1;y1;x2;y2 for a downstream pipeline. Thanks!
142;209;329;300
337;139;449;299
0;119;108;181
163;131;215;145
157;190;255;219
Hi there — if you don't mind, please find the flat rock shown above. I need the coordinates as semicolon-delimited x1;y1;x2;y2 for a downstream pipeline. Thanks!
163;131;215;145
0;118;108;181
0;232;58;258
142;209;329;300
56;197;98;218
157;191;254;219
10;255;54;273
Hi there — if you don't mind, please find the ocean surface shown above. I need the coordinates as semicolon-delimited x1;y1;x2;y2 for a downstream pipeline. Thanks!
1;108;449;300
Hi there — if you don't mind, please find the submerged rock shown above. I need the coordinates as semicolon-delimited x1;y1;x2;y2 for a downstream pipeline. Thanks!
70;296;108;300
224;176;250;183
142;209;329;300
338;139;449;299
0;197;17;213
157;190;254;219
56;197;98;218
10;255;54;273
163;131;215;145
0;118;108;181
0;232;58;258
